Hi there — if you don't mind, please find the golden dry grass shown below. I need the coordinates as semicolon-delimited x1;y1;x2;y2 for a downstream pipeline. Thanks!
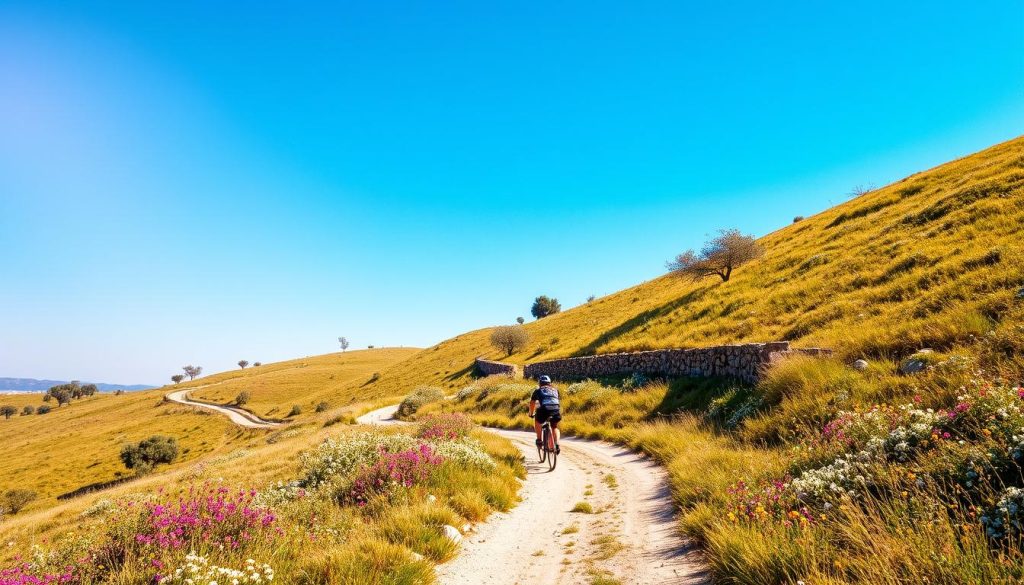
184;347;419;419
0;348;417;516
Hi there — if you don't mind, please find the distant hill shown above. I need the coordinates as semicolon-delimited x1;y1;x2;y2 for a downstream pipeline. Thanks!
0;377;155;392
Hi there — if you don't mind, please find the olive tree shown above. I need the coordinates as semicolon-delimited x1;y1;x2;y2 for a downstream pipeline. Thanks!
338;337;350;351
531;296;561;319
0;405;16;419
182;365;202;381
490;325;530;357
238;360;249;369
171;374;185;385
666;229;763;282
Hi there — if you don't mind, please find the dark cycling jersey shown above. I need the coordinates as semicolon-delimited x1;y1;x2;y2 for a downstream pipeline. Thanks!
531;385;560;410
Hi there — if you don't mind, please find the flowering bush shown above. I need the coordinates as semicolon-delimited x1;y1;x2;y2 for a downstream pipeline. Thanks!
431;439;496;470
299;432;421;488
981;487;1024;540
125;484;278;551
348;444;444;505
0;564;77;585
417;413;475;440
160;553;274;584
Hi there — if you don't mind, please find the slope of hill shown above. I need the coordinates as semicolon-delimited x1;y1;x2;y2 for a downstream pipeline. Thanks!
183;347;419;420
370;136;1024;399
380;136;1024;583
0;348;418;509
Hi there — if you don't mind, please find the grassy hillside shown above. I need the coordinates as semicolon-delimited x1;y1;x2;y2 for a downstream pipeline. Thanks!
0;348;417;514
395;136;1024;583
1;349;521;585
0;389;242;505
185;347;419;419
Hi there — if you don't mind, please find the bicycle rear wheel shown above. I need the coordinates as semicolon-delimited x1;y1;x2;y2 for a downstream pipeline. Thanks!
548;440;557;471
538;427;548;463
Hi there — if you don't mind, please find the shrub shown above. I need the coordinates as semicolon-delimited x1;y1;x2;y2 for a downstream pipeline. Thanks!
235;390;251;406
347;444;444;505
2;489;37;514
253;362;262;367
288;405;303;417
120;435;179;474
793;216;805;223
315;401;330;413
0;405;15;419
20;405;35;416
417;413;475;440
396;386;445;419
571;502;593;513
516;316;525;324
490;325;529;357
368;372;381;384
531;295;561;319
36;405;51;415
170;374;185;385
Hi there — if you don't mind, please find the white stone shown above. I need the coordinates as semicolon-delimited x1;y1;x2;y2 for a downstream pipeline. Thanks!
442;524;463;544
852;359;869;371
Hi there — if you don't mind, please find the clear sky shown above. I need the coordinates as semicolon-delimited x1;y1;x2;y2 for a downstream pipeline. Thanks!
2;1;1022;385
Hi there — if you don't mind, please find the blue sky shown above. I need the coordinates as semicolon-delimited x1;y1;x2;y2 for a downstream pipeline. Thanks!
2;1;1022;385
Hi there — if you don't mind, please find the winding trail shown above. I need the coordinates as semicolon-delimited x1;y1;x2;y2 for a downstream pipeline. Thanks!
357;405;708;585
166;387;281;429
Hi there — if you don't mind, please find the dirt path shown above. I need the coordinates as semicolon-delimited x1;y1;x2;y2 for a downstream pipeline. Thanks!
166;387;281;429
357;405;708;585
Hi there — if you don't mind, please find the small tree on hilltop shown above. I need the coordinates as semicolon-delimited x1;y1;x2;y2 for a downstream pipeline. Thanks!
238;360;249;369
171;374;185;385
253;362;262;367
183;365;202;381
338;337;350;352
0;405;16;420
531;296;561;319
516;316;525;324
490;325;530;357
667;229;763;283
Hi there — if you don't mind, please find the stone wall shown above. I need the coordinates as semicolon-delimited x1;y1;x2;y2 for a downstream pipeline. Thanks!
522;342;831;384
475;358;521;378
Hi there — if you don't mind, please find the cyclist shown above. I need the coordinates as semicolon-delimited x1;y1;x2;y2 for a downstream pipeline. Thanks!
529;375;561;454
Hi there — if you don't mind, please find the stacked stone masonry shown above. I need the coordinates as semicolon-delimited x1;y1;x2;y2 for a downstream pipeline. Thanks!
521;342;831;384
475;358;521;378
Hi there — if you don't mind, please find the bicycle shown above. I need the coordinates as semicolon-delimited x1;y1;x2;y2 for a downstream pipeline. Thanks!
535;418;558;471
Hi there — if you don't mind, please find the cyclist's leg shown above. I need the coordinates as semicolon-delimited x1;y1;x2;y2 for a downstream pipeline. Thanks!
534;414;544;446
550;412;562;452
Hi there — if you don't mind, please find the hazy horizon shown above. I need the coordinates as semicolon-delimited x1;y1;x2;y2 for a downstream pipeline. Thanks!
3;1;1022;385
